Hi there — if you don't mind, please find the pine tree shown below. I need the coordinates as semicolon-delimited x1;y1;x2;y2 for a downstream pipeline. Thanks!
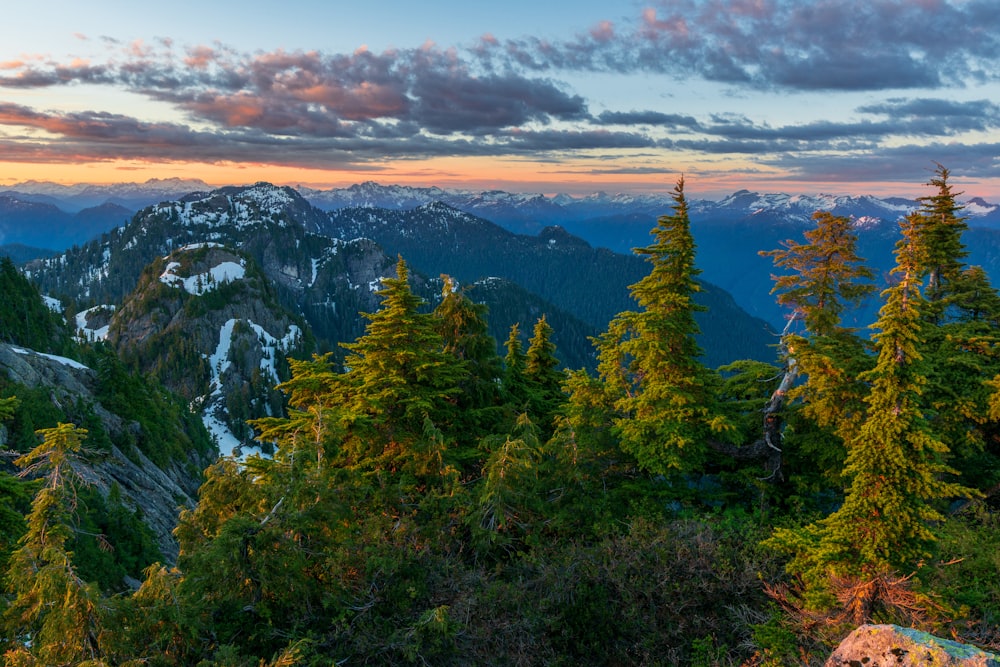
3;423;107;666
593;177;725;474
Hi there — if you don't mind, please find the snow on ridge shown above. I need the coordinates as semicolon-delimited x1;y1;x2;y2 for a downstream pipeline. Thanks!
75;304;115;341
11;346;90;370
160;258;246;295
204;318;302;460
174;242;225;254
41;295;62;313
239;182;297;212
964;199;998;216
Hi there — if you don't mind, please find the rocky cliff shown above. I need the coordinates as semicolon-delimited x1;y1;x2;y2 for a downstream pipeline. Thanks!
0;343;208;562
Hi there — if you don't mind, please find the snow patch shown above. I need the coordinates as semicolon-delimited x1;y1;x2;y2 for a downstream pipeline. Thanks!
41;295;62;313
202;318;302;460
75;305;115;341
160;259;246;295
11;346;90;370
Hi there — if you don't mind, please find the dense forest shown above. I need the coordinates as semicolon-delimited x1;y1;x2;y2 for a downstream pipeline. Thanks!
1;166;999;665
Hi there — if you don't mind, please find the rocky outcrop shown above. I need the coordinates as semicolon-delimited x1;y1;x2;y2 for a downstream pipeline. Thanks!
826;624;1000;667
0;343;200;562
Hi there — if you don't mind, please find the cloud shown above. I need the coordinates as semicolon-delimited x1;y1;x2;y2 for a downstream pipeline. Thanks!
0;101;650;168
763;142;1000;184
595;110;701;129
482;0;1000;92
0;1;997;185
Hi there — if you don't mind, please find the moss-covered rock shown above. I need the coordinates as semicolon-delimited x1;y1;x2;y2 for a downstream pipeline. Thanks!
826;624;1000;666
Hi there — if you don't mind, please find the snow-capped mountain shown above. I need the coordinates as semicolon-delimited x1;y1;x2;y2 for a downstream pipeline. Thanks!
1;177;212;212
299;181;1000;233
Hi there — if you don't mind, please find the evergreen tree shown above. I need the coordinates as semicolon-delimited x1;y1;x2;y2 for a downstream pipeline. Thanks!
0;256;70;354
762;210;877;482
913;163;969;319
433;277;505;441
524;315;564;432
473;413;543;555
768;215;978;617
762;210;875;337
502;323;530;409
593;177;725;474
3;423;107;666
910;166;1000;490
339;257;466;480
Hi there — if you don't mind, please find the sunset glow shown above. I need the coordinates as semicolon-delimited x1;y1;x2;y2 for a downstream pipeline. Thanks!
2;0;1000;199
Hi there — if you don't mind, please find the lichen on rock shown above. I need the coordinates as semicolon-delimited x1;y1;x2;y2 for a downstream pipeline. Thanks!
825;624;1000;667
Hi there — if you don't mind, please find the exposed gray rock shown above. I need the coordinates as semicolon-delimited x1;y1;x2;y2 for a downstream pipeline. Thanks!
825;624;1000;667
0;342;201;562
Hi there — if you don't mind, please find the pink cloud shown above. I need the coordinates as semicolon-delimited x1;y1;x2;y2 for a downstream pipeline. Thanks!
590;20;615;42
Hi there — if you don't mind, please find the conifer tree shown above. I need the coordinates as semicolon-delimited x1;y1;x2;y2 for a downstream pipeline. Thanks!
818;215;974;571
503;323;530;409
763;210;875;337
762;210;877;478
339;257;465;479
913;163;969;318
3;423;107;666
524;315;564;432
906;164;1000;487
474;413;543;554
433;277;504;439
768;215;978;617
592;177;725;473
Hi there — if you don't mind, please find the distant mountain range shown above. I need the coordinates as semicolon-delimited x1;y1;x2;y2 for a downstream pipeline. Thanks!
6;178;1000;233
7;178;1000;328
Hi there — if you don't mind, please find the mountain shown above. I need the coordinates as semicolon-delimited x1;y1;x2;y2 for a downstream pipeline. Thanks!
22;184;616;453
323;202;776;368
0;342;211;564
0;194;134;252
8;178;1000;331
25;183;395;349
107;244;308;455
0;260;214;566
0;243;59;264
1;177;212;212
299;180;1000;231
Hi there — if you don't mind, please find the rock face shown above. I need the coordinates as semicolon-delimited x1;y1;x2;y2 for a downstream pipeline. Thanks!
0;343;202;562
825;624;1000;667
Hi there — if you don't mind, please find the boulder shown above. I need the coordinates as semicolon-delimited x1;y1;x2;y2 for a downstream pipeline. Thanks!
825;624;1000;666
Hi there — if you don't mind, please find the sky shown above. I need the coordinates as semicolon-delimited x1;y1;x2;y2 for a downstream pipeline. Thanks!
1;0;1000;198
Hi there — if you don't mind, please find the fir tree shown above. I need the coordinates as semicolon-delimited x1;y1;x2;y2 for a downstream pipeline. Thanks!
768;215;979;618
502;323;530;409
909;165;1000;489
3;423;107;666
913;163;968;319
819;215;974;571
524;315;564;432
339;257;466;479
433;277;504;440
762;210;875;336
593;177;725;474
762;209;877;480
